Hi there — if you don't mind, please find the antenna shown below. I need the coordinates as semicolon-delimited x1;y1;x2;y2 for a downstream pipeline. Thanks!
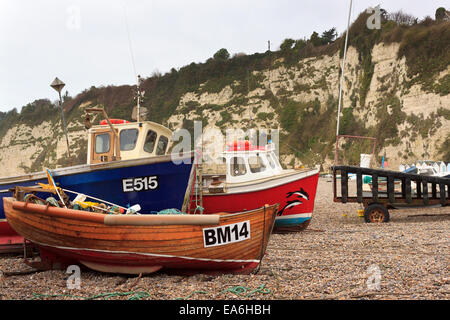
122;2;137;80
135;75;145;122
247;69;253;124
336;0;353;137
247;69;256;144
122;2;145;122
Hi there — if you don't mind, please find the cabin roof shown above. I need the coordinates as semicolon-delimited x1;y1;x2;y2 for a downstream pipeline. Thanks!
91;120;172;137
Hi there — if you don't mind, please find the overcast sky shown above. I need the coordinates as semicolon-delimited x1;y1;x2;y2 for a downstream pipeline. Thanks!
0;0;447;113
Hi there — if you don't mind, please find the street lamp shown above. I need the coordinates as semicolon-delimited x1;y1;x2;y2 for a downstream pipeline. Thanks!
50;77;72;165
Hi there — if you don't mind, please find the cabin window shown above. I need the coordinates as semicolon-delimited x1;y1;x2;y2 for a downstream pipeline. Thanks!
156;135;169;155
230;157;247;176
120;129;139;151
95;133;110;154
265;153;276;169
248;155;266;173
270;153;281;168
143;130;157;153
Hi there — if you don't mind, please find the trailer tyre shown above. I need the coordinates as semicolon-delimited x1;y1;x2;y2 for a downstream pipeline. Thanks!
364;204;390;223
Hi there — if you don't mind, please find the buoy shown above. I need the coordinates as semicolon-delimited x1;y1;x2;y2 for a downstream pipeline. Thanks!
100;119;130;125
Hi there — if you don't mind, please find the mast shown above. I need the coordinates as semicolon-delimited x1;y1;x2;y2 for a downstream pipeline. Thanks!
136;75;142;122
133;74;145;122
336;0;353;137
335;0;353;165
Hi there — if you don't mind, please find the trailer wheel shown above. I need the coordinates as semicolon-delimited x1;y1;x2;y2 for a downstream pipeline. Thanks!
364;204;390;223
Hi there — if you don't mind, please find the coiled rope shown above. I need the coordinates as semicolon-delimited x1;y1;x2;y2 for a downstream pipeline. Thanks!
31;284;270;300
175;284;271;300
221;284;271;297
31;291;151;300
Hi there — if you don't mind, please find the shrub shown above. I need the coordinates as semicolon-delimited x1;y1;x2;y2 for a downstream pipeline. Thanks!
213;48;230;61
280;38;295;51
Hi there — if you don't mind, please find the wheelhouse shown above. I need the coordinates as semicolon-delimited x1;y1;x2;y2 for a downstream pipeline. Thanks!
222;141;283;183
87;121;173;164
202;140;284;188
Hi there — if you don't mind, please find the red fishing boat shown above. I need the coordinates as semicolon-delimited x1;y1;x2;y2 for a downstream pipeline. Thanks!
192;141;319;232
3;190;278;275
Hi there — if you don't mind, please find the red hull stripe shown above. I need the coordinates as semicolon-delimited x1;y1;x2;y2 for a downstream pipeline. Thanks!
202;172;319;218
32;241;261;266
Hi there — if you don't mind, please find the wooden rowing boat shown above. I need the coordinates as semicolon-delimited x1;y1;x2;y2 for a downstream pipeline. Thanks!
3;197;278;275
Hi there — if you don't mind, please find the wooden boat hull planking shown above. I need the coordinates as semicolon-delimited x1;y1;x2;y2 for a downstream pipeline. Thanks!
4;198;278;274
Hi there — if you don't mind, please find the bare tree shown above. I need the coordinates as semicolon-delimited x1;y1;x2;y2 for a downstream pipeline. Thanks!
387;10;418;26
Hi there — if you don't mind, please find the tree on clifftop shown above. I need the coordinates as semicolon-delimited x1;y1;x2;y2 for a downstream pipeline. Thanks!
280;38;295;51
213;48;230;60
321;27;338;44
309;31;322;46
435;7;448;21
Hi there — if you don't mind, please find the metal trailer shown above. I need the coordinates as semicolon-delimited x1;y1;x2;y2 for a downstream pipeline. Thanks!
332;165;450;223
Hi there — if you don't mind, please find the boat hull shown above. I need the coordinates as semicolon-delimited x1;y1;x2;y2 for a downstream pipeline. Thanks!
0;153;193;248
201;169;319;232
4;197;277;275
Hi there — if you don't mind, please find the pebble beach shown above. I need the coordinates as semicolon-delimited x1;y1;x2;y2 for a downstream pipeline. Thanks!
0;177;448;300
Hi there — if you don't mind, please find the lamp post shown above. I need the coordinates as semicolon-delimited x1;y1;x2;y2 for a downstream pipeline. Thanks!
50;77;72;165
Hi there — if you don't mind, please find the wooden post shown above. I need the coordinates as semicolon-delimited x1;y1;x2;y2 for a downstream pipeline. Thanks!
341;169;348;203
372;173;378;202
388;175;395;204
405;178;412;204
422;181;429;205
356;170;362;203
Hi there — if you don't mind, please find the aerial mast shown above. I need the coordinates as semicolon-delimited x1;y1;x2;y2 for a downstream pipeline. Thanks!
335;0;353;164
136;75;143;122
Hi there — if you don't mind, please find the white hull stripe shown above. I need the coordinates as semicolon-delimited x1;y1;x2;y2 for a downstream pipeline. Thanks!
209;169;319;195
32;240;260;264
275;212;312;220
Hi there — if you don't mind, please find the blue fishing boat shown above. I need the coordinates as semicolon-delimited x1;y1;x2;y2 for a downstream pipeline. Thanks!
0;109;194;250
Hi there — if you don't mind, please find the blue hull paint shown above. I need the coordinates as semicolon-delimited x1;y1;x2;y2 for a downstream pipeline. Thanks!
0;155;193;220
274;216;310;227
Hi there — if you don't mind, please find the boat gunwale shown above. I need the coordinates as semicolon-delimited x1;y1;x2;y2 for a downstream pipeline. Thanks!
0;151;194;186
5;197;278;227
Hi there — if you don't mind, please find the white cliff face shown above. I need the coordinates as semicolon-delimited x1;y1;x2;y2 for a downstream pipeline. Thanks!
166;43;448;169
364;43;450;169
0;122;54;176
1;42;448;175
0;118;87;177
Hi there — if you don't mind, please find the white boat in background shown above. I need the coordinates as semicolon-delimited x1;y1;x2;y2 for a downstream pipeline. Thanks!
399;161;449;178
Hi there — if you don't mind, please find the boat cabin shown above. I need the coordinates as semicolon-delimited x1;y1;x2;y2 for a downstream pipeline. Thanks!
202;141;285;193
222;141;284;182
87;119;173;164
